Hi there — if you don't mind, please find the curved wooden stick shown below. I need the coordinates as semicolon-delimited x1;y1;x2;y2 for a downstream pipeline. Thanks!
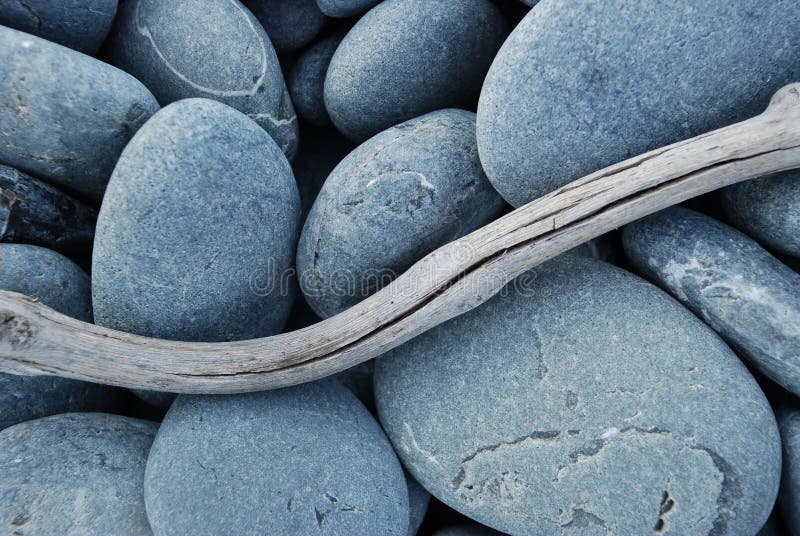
2;84;800;393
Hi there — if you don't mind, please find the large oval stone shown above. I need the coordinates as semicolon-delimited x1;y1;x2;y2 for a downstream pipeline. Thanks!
297;109;506;318
0;26;159;199
93;98;300;342
623;206;800;397
0;413;157;535
374;255;780;535
324;0;508;141
106;0;299;159
144;381;409;534
476;0;800;206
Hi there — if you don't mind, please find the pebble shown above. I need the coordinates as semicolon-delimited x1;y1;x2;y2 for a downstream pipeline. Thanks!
288;28;347;126
778;409;800;535
324;0;508;141
0;413;157;535
105;0;299;159
243;0;326;53
623;206;800;397
144;381;409;534
0;244;121;430
0;25;159;199
406;473;430;536
374;254;780;535
92;98;300;342
0;0;117;55
316;0;380;18
721;171;800;258
476;0;800;206
297;109;506;318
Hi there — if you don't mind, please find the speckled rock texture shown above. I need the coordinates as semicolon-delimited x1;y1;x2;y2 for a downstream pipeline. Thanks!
93;99;300;343
0;413;157;535
0;0;117;54
406;473;430;536
374;255;780;535
0;25;159;199
623;207;800;397
144;381;409;535
778;409;800;534
288;29;347;126
0;244;121;430
722;171;800;258
297;109;506;318
324;0;508;141
476;0;800;207
433;523;504;536
243;0;326;53
105;0;299;159
316;0;379;18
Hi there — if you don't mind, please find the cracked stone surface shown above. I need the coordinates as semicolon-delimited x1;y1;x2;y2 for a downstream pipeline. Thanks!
623;207;800;397
476;0;800;207
0;25;160;199
0;413;157;535
105;0;299;159
0;0;117;54
144;381;409;535
778;409;800;534
297;109;506;318
374;255;780;535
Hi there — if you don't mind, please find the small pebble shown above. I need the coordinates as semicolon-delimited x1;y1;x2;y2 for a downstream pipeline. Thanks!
288;28;348;126
243;0;327;53
316;0;380;18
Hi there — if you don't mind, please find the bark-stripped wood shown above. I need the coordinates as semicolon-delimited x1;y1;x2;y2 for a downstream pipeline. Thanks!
1;84;800;393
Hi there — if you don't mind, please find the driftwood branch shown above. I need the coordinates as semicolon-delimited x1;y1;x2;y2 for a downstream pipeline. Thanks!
2;84;800;394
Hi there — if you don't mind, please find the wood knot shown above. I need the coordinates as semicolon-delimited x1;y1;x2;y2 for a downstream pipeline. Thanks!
767;83;800;112
0;311;35;350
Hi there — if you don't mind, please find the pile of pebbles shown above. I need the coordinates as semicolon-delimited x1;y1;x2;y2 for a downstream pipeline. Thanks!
0;0;799;534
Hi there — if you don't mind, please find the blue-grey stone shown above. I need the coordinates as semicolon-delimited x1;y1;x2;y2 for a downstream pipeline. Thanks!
778;408;800;535
374;255;780;535
243;0;326;53
315;0;380;18
324;0;508;141
0;0;117;54
297;109;506;318
130;389;176;410
288;29;347;126
0;244;121;430
721;171;800;258
476;0;800;207
406;473;430;536
144;381;409;535
105;0;299;159
0;413;157;535
92;98;300;343
0;25;159;199
433;523;504;536
623;207;800;397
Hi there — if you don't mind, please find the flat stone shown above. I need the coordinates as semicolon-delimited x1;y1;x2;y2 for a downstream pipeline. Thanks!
324;0;508;141
0;413;157;535
0;25;159;199
297;109;506;318
0;0;117;54
476;0;800;206
93;98;300;342
144;381;409;534
316;0;380;18
288;28;347;126
243;0;326;53
778;409;800;535
0;244;121;430
623;206;800;396
105;0;299;159
721;171;800;258
374;255;780;535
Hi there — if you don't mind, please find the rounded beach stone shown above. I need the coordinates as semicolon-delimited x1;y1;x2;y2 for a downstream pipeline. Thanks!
406;473;430;536
778;409;800;534
316;0;379;18
297;109;506;318
374;255;780;535
0;413;157;535
144;381;409;534
288;29;347;126
105;0;299;159
721;170;800;258
0;25;159;199
0;244;121;430
92;98;300;342
0;0;117;54
243;0;326;53
433;523;504;536
324;0;508;141
476;0;800;207
623;206;800;397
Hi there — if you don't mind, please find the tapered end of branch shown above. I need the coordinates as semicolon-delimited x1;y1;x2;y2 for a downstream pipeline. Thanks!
767;83;800;113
